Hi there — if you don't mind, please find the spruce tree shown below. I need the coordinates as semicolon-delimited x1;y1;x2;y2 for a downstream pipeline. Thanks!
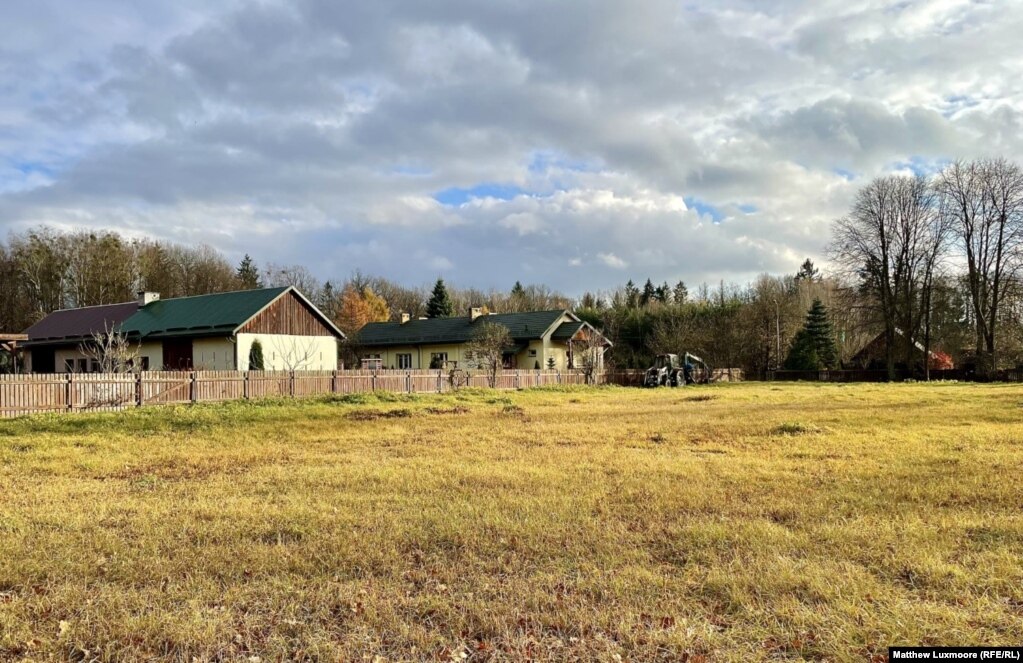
784;299;838;370
805;298;838;368
640;279;656;306
236;254;262;289
673;280;688;304
511;281;525;298
426;278;454;318
625;280;639;308
784;329;820;370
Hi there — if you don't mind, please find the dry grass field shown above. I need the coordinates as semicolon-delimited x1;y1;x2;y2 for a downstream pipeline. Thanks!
1;382;1022;661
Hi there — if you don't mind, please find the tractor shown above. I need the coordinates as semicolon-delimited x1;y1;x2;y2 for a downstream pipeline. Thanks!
644;352;710;387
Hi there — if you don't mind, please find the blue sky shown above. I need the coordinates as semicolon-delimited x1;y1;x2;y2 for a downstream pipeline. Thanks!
2;0;1022;294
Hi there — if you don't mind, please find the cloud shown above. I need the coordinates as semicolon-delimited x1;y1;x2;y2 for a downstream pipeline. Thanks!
2;0;1023;294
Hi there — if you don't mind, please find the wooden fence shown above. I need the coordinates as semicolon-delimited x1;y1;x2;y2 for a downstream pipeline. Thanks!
0;369;635;419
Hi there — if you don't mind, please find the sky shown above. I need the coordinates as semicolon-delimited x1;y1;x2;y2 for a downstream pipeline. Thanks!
2;0;1023;295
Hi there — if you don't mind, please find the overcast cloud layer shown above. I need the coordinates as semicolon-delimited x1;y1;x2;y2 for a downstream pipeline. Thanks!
2;0;1023;293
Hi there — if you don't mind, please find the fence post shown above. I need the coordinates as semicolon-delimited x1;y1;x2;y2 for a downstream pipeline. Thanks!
135;372;142;408
66;373;73;412
331;370;338;394
406;371;412;394
557;370;562;385
243;371;250;400
189;372;197;403
437;370;442;393
514;370;520;389
371;371;377;391
290;371;296;398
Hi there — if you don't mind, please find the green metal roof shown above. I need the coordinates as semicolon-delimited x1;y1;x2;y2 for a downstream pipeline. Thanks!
357;310;571;347
121;287;290;338
551;321;585;341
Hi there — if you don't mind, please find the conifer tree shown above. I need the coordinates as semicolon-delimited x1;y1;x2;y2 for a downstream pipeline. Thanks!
426;278;454;318
236;254;262;289
673;280;688;304
640;279;656;306
784;298;838;370
248;339;265;371
805;298;838;368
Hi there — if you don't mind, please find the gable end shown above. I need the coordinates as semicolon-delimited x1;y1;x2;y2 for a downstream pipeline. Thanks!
238;290;341;337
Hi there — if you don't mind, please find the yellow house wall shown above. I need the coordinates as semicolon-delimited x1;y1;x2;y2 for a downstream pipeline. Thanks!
192;337;238;371
139;341;163;371
363;310;582;371
45;339;165;373
236;333;338;371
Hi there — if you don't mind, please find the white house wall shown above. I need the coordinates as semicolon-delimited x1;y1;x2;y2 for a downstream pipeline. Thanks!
236;333;338;371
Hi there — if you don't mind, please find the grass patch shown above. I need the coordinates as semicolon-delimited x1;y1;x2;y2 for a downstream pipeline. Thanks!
774;421;825;435
1;383;1022;660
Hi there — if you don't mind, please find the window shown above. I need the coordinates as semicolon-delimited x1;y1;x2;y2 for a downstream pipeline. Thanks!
77;359;88;374
64;359;75;373
429;352;448;369
89;359;100;373
140;357;150;371
397;353;413;369
528;349;537;357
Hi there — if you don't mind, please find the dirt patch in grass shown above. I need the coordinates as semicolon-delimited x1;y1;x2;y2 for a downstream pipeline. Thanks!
345;408;415;421
681;394;717;402
773;421;825;435
423;406;471;416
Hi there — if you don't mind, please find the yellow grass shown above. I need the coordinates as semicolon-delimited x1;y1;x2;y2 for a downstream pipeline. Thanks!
1;383;1022;661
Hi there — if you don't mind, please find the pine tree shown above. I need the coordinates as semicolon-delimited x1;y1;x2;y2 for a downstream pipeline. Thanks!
784;298;838;370
426;278;454;318
236;254;262;289
640;279;656;307
805;298;838;368
625;280;639;308
248;339;265;371
511;281;525;299
783;329;820;370
654;281;670;303
795;258;820;282
673;280;688;304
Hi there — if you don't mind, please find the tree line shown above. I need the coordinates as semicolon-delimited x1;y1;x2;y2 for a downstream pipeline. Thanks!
3;157;1022;378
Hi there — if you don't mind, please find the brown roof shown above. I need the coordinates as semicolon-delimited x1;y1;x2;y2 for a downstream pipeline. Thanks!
24;302;140;345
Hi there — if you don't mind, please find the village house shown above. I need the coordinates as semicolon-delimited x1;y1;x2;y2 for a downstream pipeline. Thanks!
21;287;344;373
356;308;610;371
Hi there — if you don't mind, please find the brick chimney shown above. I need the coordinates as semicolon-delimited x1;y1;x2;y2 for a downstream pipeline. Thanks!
138;291;160;306
400;312;411;324
470;307;483;321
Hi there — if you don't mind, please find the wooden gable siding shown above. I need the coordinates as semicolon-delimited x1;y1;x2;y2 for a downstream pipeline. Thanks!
238;291;336;337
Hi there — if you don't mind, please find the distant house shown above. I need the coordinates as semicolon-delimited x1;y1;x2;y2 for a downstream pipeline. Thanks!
22;287;344;373
356;308;610;371
851;327;953;370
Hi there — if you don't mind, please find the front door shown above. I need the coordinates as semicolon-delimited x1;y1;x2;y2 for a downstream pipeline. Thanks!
162;339;193;370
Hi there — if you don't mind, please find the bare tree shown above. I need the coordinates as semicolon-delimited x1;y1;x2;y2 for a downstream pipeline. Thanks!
269;337;321;371
573;325;609;384
79;323;141;373
937;158;1023;374
465;321;512;388
830;174;945;379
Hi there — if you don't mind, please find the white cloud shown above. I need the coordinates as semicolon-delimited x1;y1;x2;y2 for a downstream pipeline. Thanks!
2;0;1023;293
598;253;628;270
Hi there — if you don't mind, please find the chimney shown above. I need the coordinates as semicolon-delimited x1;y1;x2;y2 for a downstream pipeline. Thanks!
400;312;411;324
470;307;483;321
138;291;160;306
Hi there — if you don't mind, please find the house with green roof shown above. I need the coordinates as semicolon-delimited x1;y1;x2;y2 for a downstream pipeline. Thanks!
356;308;609;371
22;287;344;373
